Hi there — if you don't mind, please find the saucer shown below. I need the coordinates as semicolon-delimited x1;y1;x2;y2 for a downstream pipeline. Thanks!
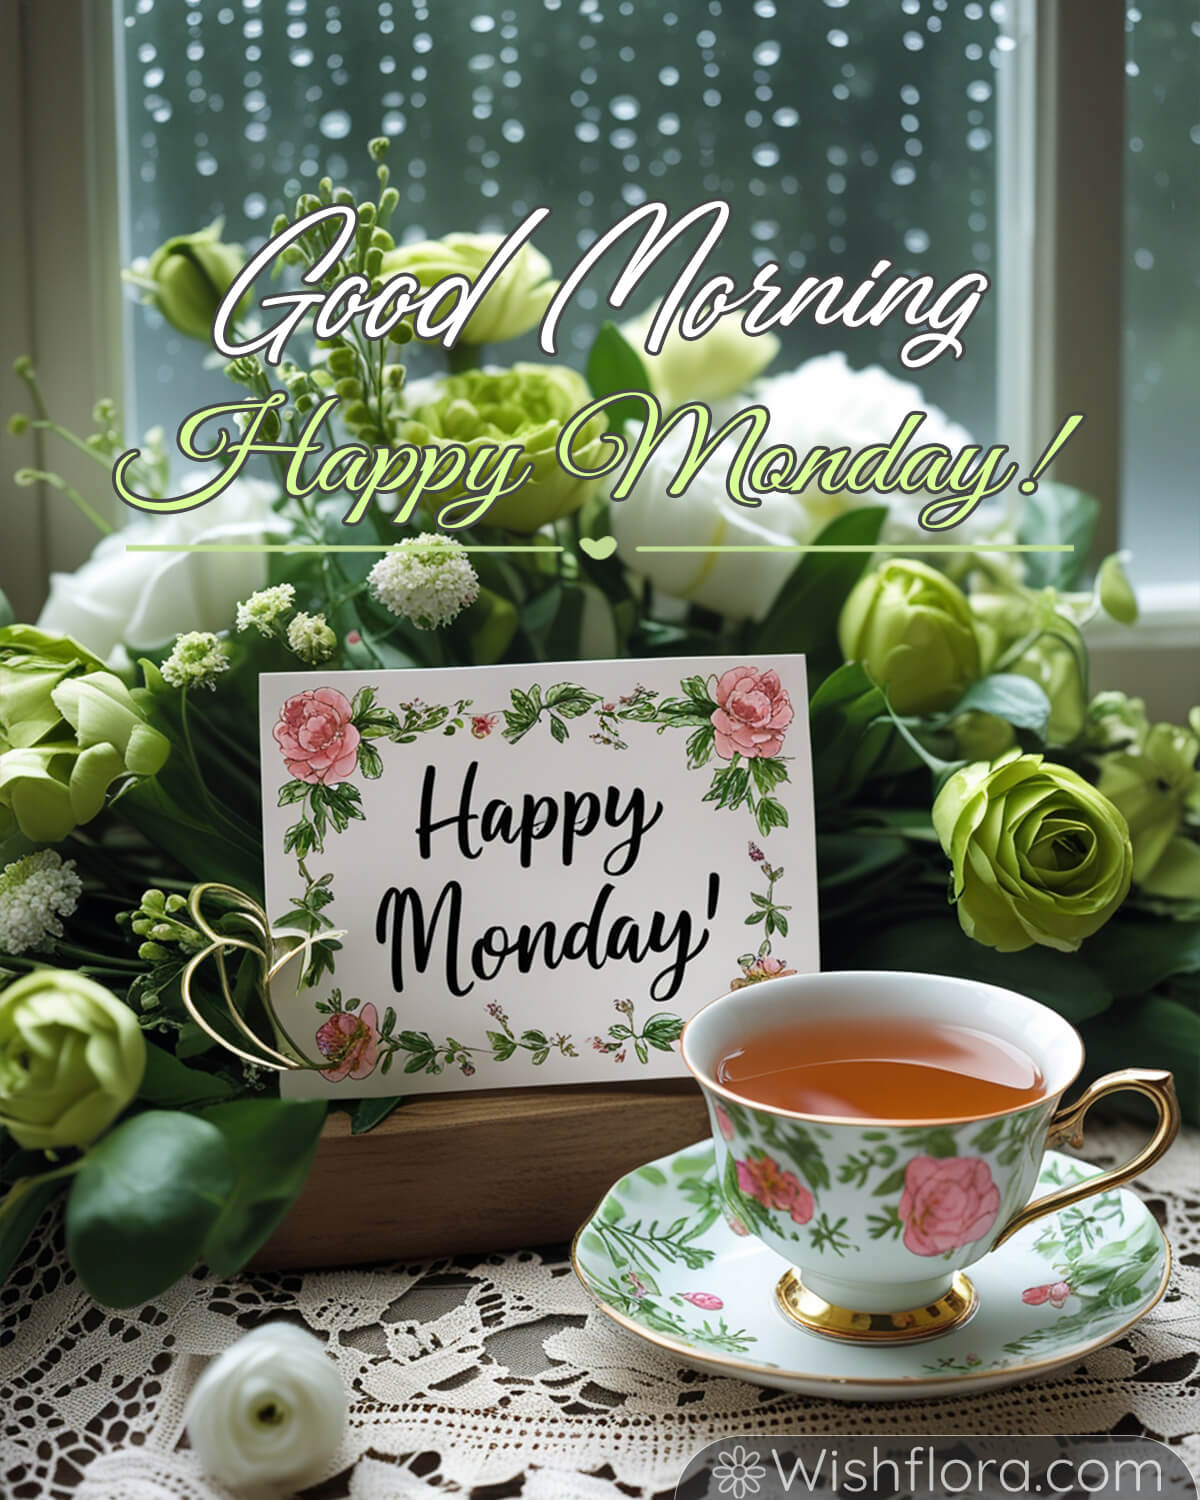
571;1142;1170;1401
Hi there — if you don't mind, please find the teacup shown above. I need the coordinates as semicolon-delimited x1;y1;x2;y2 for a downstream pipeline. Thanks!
681;970;1179;1344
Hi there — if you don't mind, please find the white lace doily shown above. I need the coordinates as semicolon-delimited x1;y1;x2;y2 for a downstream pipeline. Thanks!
2;1124;1198;1500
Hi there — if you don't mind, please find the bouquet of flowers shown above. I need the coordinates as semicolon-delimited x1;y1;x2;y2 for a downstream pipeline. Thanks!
3;142;1198;1309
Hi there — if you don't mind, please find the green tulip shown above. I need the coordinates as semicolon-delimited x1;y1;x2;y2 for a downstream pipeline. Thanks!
1097;718;1200;899
0;742;124;843
838;559;980;715
400;364;608;531
0;650;170;842
933;749;1132;952
51;672;171;777
381;232;556;345
0;626;105;750
139;220;248;342
0;970;145;1150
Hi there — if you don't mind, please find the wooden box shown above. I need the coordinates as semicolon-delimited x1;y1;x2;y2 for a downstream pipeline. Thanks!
252;1079;710;1269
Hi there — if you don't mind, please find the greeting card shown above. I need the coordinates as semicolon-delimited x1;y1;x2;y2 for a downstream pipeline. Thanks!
260;656;818;1096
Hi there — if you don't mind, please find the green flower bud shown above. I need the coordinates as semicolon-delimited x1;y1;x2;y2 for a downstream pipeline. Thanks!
140;219;249;342
1084;691;1149;752
970;590;1087;746
951;710;1017;762
1097;553;1139;625
838;559;980;715
399;364;608;532
932;749;1132;953
381;233;557;345
1096;717;1200;898
0;970;145;1150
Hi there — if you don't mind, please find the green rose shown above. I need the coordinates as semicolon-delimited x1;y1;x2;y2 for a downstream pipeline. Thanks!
399;364;608;531
1096;716;1200;900
381;232;556;345
137;220;248;342
933;749;1133;952
970;590;1087;746
0;628;170;842
838;559;980;715
0;970;146;1150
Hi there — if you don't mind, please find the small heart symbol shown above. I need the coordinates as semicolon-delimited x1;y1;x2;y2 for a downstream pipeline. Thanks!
579;535;618;561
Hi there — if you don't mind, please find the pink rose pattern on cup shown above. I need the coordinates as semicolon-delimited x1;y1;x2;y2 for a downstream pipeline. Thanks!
274;687;360;785
735;1153;815;1226
712;1093;1046;1261
711;665;793;760
898;1155;1003;1257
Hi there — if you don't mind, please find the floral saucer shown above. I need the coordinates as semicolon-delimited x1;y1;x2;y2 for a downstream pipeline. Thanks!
571;1142;1170;1401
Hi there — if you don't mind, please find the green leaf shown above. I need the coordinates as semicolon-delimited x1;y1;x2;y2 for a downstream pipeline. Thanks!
0;587;13;629
1017;483;1099;589
751;507;887;673
872;1166;908;1197
1079;995;1200;1125
199;1099;327;1275
855;917;1113;1022
350;1096;406;1134
0;1176;64;1286
585;321;652;429
817;833;909;890
549;713;568;744
357;741;384;778
66;1111;234;1307
137;1042;237;1109
1078;914;1200;997
941;674;1052;737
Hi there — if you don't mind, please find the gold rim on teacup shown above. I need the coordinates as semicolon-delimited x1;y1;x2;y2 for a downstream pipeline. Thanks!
680;970;1180;1343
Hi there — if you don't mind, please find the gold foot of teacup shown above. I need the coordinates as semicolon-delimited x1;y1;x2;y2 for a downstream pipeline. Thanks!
775;1269;978;1345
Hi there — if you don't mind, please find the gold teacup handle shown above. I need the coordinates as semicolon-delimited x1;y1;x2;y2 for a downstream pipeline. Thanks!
993;1067;1180;1248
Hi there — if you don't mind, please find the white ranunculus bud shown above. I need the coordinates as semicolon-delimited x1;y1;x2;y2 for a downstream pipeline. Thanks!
183;1324;347;1492
610;414;803;620
620;303;780;407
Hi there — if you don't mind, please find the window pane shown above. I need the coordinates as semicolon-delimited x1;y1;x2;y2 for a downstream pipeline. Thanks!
118;1;1002;445
1122;3;1200;586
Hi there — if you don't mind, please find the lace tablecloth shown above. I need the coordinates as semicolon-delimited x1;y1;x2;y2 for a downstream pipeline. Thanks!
2;1124;1198;1500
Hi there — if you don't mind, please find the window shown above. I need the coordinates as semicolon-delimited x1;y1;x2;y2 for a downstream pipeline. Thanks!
118;0;1005;443
1122;1;1200;588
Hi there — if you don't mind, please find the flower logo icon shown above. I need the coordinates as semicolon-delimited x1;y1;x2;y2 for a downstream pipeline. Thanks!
711;1445;766;1499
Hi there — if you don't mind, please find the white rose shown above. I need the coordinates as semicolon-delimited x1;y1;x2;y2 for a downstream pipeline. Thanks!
183;1324;346;1492
37;478;288;666
752;353;1008;548
621;303;780;408
610;411;803;621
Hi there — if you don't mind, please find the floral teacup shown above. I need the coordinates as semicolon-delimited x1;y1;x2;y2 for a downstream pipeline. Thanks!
681;970;1179;1344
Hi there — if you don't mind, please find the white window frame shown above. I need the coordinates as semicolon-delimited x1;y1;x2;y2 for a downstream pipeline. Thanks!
2;0;1196;707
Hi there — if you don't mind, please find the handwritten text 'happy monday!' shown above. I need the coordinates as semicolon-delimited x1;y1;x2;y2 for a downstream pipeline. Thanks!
112;200;1081;533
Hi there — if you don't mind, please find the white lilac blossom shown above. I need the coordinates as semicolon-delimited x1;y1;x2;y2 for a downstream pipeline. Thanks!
366;535;480;630
235;582;296;635
161;631;232;690
183;1324;347;1491
286;612;337;664
0;851;83;954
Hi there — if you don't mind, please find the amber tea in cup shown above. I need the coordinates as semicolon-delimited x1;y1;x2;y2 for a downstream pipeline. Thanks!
715;1015;1046;1122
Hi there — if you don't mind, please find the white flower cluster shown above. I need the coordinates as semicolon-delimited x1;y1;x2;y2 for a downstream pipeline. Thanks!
162;631;232;690
236;582;296;635
0;850;83;954
367;534;480;630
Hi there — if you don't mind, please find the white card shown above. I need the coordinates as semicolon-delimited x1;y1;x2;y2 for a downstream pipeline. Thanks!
260;656;818;1097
